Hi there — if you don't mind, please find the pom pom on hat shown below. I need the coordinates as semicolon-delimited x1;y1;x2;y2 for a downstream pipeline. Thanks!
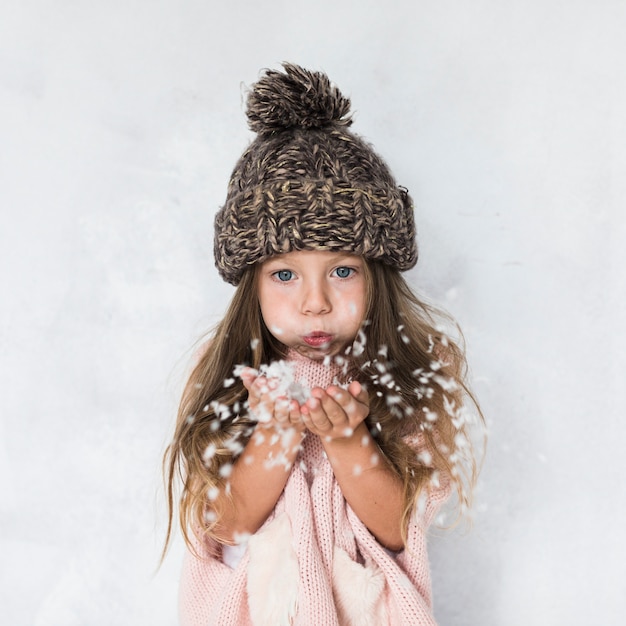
247;63;352;134
214;63;418;286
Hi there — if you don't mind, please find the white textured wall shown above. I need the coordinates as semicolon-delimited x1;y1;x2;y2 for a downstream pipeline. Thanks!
1;1;625;624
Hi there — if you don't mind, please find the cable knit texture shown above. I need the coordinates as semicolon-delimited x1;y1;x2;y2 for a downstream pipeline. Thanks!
179;351;449;625
213;63;418;286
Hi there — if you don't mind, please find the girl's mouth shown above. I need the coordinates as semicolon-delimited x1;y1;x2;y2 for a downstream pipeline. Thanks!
303;332;333;347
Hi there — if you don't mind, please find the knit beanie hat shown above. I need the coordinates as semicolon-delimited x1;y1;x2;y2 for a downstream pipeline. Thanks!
214;63;418;285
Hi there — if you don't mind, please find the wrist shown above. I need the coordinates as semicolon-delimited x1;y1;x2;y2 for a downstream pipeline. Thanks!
250;422;305;455
321;423;381;466
321;421;370;446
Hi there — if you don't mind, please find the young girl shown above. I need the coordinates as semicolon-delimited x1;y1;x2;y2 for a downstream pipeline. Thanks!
163;63;483;625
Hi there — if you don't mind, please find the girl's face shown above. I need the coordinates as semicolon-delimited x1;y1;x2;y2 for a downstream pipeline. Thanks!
258;250;367;360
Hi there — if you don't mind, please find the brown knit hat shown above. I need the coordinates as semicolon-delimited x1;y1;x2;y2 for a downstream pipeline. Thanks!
214;63;418;285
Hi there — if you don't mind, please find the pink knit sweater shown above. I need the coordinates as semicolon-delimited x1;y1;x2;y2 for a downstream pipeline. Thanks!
179;351;450;625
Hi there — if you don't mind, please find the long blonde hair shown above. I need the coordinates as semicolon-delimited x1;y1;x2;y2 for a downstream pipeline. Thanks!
162;260;484;556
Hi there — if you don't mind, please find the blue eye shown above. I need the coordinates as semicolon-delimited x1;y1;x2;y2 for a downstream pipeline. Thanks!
335;267;353;278
275;270;294;281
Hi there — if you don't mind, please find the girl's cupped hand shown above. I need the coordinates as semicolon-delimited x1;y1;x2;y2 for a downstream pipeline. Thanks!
300;381;369;440
239;367;305;432
240;369;369;440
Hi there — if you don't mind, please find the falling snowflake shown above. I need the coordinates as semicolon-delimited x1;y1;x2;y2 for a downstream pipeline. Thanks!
219;463;233;478
203;443;217;462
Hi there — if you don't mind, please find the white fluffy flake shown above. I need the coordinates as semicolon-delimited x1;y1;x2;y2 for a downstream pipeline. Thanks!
203;443;217;462
351;329;367;357
219;463;233;478
210;400;232;421
454;432;469;449
224;436;244;455
385;394;402;406
417;450;432;466
430;470;441;488
434;374;458;392
235;359;311;406
427;334;435;354
423;408;438;422
260;359;311;403
397;324;410;344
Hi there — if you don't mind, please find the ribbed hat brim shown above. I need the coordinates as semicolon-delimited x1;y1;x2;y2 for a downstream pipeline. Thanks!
214;178;417;285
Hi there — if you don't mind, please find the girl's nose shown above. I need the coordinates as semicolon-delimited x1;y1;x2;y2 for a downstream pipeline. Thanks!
302;283;331;315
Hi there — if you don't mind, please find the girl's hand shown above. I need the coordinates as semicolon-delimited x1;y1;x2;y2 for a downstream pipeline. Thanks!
239;367;305;432
300;381;369;439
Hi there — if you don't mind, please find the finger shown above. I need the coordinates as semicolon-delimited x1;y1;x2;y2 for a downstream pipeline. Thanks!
347;380;369;405
251;379;277;423
326;384;368;418
288;401;304;427
303;393;335;432
272;396;291;425
300;410;328;437
326;385;353;409
239;369;259;394
325;386;369;432
317;388;354;425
